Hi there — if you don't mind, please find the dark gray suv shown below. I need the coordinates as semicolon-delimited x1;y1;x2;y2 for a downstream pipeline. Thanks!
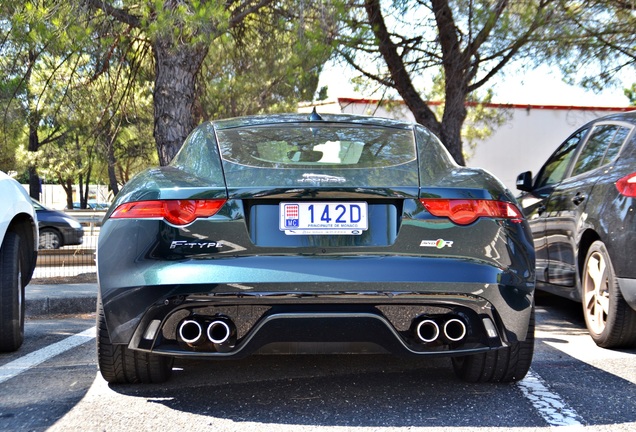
517;110;636;348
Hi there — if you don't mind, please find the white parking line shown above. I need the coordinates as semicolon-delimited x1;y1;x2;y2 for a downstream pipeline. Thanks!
0;327;96;385
517;369;584;427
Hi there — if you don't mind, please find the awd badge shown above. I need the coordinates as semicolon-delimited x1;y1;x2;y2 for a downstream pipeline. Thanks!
420;239;454;249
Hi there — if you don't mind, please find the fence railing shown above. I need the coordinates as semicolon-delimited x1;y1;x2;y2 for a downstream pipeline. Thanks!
32;210;104;280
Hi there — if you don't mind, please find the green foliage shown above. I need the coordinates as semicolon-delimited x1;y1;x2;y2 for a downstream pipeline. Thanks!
625;83;636;106
143;0;230;46
198;2;338;119
2;0;341;183
540;1;636;91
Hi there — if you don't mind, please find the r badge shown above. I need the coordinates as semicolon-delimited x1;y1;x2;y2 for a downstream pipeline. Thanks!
420;239;454;249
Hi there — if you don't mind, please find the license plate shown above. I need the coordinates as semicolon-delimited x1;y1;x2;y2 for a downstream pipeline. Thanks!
279;202;368;235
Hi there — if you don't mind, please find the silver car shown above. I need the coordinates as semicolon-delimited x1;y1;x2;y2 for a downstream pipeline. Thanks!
0;171;38;352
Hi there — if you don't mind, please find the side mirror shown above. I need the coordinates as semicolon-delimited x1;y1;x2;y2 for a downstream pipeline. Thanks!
516;171;533;192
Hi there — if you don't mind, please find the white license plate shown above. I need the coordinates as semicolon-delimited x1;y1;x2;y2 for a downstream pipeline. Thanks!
279;202;368;235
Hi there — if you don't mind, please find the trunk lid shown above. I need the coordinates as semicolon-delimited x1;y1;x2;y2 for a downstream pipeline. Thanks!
215;121;419;248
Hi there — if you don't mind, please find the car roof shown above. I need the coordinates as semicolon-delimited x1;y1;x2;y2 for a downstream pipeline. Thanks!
210;113;415;130
593;110;636;125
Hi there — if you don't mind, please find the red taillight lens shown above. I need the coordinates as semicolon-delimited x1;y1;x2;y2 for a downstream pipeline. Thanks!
616;173;636;197
110;199;227;225
420;199;523;225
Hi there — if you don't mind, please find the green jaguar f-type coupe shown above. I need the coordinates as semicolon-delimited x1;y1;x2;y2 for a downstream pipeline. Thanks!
96;112;535;384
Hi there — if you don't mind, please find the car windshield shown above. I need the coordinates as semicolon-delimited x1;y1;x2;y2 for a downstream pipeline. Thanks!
217;124;416;169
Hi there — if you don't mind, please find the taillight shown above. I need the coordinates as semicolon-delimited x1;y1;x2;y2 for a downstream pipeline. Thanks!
420;199;523;225
616;173;636;197
110;199;227;225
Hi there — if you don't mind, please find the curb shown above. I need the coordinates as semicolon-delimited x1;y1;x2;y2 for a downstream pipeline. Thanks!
26;283;98;317
26;297;97;317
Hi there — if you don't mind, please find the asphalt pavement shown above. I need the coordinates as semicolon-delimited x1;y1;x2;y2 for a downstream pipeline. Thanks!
26;283;97;316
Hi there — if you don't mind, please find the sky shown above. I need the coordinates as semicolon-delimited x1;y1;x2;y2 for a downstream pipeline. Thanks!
318;62;632;108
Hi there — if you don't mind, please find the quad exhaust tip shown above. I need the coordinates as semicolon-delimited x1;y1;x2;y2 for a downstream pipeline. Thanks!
416;319;440;343
415;316;467;343
207;320;231;345
178;319;203;345
178;317;234;346
443;318;467;342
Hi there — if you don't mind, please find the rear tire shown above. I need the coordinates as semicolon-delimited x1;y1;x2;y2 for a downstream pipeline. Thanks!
452;307;534;383
582;241;636;348
0;232;25;352
96;297;173;384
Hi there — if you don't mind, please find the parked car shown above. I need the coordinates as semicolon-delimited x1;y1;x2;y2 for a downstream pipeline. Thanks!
32;200;84;249
0;171;38;352
97;113;536;384
517;110;636;348
71;201;110;210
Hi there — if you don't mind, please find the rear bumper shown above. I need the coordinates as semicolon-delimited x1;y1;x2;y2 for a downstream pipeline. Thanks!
61;227;83;246
98;255;534;357
618;278;636;311
123;291;531;358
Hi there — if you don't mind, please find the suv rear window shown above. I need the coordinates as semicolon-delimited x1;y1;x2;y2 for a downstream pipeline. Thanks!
217;124;416;168
571;125;631;177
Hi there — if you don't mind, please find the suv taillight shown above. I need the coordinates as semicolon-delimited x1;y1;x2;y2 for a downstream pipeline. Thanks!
616;173;636;197
420;199;523;225
110;199;227;225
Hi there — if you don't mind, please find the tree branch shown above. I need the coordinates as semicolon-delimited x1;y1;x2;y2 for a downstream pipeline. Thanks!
84;0;141;27
229;0;277;28
467;0;554;92
462;0;508;60
363;0;439;129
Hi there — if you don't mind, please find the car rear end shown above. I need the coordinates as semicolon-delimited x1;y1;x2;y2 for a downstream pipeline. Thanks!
97;115;534;381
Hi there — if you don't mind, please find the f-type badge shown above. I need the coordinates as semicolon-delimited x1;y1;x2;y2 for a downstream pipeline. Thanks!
420;239;454;249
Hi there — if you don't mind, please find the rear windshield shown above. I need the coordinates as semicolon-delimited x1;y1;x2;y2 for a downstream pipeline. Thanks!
216;124;416;168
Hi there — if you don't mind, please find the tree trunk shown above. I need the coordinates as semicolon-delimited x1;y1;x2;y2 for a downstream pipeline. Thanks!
81;165;92;208
27;166;40;201
26;49;41;200
438;107;467;166
60;177;73;210
79;174;85;209
153;36;208;166
439;86;468;166
107;142;119;196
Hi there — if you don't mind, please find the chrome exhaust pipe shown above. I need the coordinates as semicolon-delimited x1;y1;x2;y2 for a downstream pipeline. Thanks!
179;319;203;345
416;319;440;343
443;318;467;342
207;320;231;345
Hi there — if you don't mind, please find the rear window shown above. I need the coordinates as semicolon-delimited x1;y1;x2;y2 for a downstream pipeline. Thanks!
216;124;416;168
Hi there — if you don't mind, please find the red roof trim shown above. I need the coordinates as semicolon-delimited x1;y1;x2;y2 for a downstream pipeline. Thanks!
336;97;636;112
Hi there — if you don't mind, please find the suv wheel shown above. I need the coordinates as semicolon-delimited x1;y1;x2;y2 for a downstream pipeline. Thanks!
452;307;534;383
582;241;636;348
0;231;25;352
96;297;173;384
